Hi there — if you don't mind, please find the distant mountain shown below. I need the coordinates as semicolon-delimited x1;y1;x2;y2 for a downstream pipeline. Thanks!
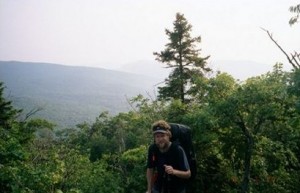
0;60;280;128
210;60;276;80
118;60;171;81
119;60;275;81
0;61;161;128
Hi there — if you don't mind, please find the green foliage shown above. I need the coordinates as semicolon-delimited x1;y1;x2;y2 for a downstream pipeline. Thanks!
120;146;147;193
0;82;33;192
182;65;300;193
1;45;300;193
0;82;22;128
165;99;187;123
289;4;300;26
87;95;171;162
60;150;123;193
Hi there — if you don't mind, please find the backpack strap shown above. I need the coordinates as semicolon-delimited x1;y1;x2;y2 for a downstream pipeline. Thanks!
149;143;180;166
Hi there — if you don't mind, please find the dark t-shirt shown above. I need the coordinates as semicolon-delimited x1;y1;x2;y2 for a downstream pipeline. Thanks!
147;143;190;193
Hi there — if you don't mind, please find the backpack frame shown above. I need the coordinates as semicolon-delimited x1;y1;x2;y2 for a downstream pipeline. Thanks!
169;123;197;180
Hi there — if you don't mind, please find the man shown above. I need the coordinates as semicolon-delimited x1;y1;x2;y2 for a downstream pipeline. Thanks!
146;120;191;193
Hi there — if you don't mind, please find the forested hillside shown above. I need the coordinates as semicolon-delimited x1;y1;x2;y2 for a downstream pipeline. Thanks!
1;64;300;193
0;61;160;127
1;10;300;193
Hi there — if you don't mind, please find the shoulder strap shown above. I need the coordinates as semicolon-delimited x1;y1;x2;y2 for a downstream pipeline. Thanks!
149;144;159;163
166;143;182;164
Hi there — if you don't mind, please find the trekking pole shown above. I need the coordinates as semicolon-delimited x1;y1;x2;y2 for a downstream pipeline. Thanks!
167;174;171;193
162;172;169;193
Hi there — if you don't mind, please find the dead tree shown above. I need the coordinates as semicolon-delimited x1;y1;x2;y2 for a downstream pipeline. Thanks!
262;28;300;70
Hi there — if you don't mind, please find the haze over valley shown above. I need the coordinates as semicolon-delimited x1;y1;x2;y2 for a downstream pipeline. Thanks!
0;61;163;127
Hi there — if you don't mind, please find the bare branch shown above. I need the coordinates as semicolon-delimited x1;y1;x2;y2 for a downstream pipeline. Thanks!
261;28;300;69
23;107;44;121
125;95;138;113
291;51;300;67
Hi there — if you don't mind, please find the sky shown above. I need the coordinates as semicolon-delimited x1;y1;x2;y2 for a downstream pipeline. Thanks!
0;0;299;77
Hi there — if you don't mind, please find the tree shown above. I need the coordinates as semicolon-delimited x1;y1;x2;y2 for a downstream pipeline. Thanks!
263;4;300;70
86;95;169;162
185;64;300;193
0;82;25;192
212;64;299;193
0;82;21;128
154;13;211;103
185;73;239;193
120;145;147;193
289;4;300;26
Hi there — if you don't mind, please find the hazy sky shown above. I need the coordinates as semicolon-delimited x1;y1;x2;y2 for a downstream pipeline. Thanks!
0;0;299;73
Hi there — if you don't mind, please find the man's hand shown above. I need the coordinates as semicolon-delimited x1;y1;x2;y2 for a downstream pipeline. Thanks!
164;165;175;175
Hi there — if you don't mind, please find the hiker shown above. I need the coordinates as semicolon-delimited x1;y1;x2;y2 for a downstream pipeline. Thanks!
146;120;191;193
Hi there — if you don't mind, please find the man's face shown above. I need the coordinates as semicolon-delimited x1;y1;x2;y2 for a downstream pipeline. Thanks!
154;132;170;150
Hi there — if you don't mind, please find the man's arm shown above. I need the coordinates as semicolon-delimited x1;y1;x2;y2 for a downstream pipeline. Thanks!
146;168;154;193
164;145;191;179
164;165;191;179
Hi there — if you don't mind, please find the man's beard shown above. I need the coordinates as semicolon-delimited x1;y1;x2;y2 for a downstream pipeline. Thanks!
156;141;170;152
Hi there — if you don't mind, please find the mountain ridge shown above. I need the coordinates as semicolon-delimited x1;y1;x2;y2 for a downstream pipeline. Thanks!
0;61;161;128
0;59;281;127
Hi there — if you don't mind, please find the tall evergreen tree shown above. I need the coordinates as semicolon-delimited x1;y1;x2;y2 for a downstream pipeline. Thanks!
0;82;23;192
154;13;211;103
0;82;21;128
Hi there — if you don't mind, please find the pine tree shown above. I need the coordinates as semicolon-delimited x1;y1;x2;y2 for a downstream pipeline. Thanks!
154;13;211;103
0;82;21;128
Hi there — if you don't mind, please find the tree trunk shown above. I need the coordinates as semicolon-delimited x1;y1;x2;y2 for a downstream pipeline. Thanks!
179;51;185;103
240;125;254;193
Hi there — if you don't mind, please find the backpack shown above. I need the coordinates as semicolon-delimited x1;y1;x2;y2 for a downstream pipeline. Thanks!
169;123;197;180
